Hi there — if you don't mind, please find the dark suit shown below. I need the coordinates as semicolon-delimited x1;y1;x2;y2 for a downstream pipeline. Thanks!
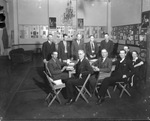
66;58;93;99
89;57;112;93
42;41;56;61
132;58;143;85
71;39;85;60
98;58;134;98
58;41;71;60
100;40;114;58
47;58;69;80
126;51;132;61
85;41;99;59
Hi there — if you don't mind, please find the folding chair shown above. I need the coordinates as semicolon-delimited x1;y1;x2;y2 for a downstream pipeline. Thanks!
95;72;111;98
75;74;92;103
45;62;52;77
113;76;132;98
43;71;65;107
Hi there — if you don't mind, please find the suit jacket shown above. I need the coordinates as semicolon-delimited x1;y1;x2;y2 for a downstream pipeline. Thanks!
132;58;143;78
47;58;68;79
125;51;132;61
112;58;134;78
58;41;71;60
71;39;85;60
92;57;112;73
42;41;56;61
100;40;114;57
85;41;99;59
74;58;93;78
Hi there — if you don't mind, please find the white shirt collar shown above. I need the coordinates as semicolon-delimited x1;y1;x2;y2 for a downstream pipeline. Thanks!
120;58;125;63
133;57;138;62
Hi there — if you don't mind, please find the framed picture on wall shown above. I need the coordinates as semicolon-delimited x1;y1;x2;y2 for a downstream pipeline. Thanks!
49;17;56;29
141;11;150;28
78;18;84;29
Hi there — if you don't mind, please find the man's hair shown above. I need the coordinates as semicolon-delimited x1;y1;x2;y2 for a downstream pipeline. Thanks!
47;34;53;37
124;45;130;49
89;35;94;38
63;34;67;38
101;49;108;53
119;49;126;53
104;33;109;36
78;49;85;54
76;33;82;37
132;50;139;55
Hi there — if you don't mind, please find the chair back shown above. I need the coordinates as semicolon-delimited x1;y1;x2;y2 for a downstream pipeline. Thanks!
43;71;55;91
82;74;91;88
45;63;52;77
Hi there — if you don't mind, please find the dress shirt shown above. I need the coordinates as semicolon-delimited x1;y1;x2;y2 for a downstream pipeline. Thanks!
63;41;67;53
120;58;125;63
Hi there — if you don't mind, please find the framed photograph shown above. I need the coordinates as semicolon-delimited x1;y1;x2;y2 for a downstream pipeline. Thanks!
141;11;150;28
49;17;56;29
78;18;84;29
135;35;139;40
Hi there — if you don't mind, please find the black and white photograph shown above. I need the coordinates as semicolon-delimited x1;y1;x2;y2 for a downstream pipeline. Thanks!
78;18;84;29
49;17;56;29
0;0;150;121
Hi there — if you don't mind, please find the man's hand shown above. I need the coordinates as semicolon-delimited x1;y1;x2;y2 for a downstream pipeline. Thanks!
79;74;82;79
43;59;48;64
122;75;127;78
61;66;67;72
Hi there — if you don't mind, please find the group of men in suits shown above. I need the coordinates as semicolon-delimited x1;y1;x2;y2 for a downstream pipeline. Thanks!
42;32;141;105
42;33;114;64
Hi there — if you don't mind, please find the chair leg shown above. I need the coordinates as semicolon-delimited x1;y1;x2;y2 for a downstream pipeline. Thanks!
119;84;131;98
113;85;117;91
47;89;62;107
84;87;92;97
75;87;89;103
45;93;52;100
106;89;111;98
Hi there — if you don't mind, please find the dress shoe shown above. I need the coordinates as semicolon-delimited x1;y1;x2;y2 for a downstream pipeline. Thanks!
65;98;75;105
96;97;105;105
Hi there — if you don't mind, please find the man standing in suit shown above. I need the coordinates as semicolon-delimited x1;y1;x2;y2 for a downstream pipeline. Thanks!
89;49;112;94
58;34;71;61
85;35;99;59
96;49;134;105
47;51;69;80
65;50;93;105
71;33;85;60
42;34;56;64
100;33;114;58
124;45;132;61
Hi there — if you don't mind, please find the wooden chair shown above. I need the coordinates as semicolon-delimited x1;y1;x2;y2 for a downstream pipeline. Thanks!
113;76;132;98
43;71;65;107
95;72;111;98
75;74;92;103
45;62;52;77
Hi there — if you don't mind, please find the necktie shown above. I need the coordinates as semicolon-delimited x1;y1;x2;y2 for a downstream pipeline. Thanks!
63;41;67;53
91;43;95;52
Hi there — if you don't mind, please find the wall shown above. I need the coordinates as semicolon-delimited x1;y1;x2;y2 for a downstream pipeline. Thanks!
11;0;108;51
142;0;150;12
111;0;141;26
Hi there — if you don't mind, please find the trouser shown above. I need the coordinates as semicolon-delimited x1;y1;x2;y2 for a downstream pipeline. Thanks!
66;77;86;99
98;75;125;98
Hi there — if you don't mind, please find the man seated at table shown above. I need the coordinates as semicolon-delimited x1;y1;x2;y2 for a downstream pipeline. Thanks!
96;49;134;105
47;51;69;80
65;50;93;105
89;49;112;94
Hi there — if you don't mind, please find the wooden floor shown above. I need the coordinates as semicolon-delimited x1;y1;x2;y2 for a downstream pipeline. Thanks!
0;54;150;120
